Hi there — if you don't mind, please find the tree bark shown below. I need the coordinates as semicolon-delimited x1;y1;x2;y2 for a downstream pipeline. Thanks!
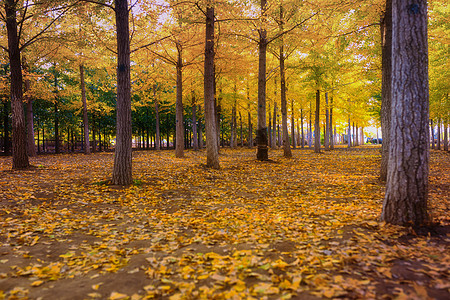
80;64;91;154
348;116;351;148
204;6;219;168
300;108;304;148
430;119;435;149
175;42;184;158
154;84;160;150
329;96;334;150
314;90;320;153
248;109;253;148
381;0;429;226
291;99;296;149
308;102;312;149
54;102;59;154
256;0;268;160
192;95;198;151
198;105;203;149
5;0;29;168
239;111;243;147
272;101;277;148
112;0;133;185
444;119;448;152
280;45;291;158
3;101;11;154
436;118;441;150
268;101;272;148
380;0;392;181
324;92;329;151
23;56;36;157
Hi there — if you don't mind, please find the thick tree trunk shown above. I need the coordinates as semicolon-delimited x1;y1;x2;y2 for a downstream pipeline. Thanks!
256;0;268;160
112;0;133;185
175;43;184;158
380;0;392;181
23;57;36;157
324;92;329;151
204;6;219;168
381;0;429;226
80;64;91;154
5;0;29;168
314;90;320;153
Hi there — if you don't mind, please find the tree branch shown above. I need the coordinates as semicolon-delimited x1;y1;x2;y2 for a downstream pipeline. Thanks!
131;35;172;54
79;0;114;10
268;12;318;44
20;1;82;51
329;23;380;38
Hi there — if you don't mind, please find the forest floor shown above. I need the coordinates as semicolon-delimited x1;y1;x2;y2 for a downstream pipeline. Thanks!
0;146;449;300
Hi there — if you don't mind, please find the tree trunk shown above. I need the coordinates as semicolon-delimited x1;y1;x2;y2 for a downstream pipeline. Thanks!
348;116;351;148
444;119;448;152
54;102;59;154
329;96;334;150
314;90;320;153
380;0;392;181
272;101;277;148
5;0;29;168
300;108;304;148
280;46;291;158
112;0;133;185
154;84;160;150
291;99;296;149
430;119;435;149
381;0;429;226
204;6;219;168
268;101;272;148
23;56;36;157
192;96;198;151
198;105;203;149
256;0;268;161
248;109;253;148
175;42;184;158
324;92;329;151
80;64;91;154
231;102;236;149
308;102;312;149
3;101;10;154
437;118;441;150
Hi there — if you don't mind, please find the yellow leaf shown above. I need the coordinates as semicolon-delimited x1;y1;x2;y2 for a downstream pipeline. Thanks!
322;288;335;298
31;280;44;287
88;293;102;298
109;292;129;300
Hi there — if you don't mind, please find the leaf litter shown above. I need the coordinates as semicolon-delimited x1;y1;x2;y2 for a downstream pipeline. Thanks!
0;147;448;299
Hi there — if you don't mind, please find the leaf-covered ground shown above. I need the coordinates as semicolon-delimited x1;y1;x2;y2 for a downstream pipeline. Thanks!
0;146;449;300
